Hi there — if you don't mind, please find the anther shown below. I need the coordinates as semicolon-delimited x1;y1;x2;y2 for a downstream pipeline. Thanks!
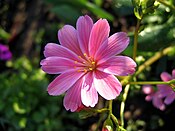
84;69;87;73
89;67;93;70
91;61;95;64
74;61;78;64
77;70;81;72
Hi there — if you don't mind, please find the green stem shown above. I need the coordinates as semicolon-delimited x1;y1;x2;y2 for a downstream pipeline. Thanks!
121;45;175;86
95;107;110;131
120;84;130;128
108;100;120;130
110;114;119;128
133;18;142;61
135;45;175;76
108;100;113;116
129;79;175;91
129;81;171;85
156;0;175;10
95;113;106;131
96;108;109;113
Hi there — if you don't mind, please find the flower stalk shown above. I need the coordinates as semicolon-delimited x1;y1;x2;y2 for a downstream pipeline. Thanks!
108;100;113;118
133;18;142;61
129;79;175;91
129;80;175;85
120;84;130;128
121;45;175;86
135;45;175;76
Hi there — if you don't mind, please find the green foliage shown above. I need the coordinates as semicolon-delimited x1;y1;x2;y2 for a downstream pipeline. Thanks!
112;0;134;16
0;28;11;41
51;5;81;24
44;0;114;24
0;57;80;130
127;4;175;53
0;0;175;131
132;0;159;19
102;118;114;131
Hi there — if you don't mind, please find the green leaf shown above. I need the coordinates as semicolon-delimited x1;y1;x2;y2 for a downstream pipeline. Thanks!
0;28;11;40
130;17;175;52
45;0;114;21
138;22;175;51
112;0;134;16
84;2;114;21
51;5;81;24
134;7;142;19
102;118;114;131
94;0;103;7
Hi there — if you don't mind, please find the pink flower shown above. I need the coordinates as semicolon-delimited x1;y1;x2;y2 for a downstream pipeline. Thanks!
40;15;136;112
142;69;175;111
142;85;166;111
157;69;175;105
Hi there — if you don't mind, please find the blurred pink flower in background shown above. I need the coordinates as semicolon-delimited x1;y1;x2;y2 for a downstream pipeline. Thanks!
0;43;12;61
142;85;166;111
158;70;175;105
40;15;136;112
142;69;175;111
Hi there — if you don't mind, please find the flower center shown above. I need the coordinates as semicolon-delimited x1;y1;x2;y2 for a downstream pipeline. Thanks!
86;61;96;72
74;53;97;73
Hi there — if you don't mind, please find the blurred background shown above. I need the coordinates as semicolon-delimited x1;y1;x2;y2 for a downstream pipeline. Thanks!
0;0;175;130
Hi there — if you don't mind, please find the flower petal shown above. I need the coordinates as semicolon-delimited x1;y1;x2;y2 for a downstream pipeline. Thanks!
77;15;93;55
145;94;154;101
97;56;136;76
40;57;83;74
89;19;110;57
152;93;166;111
47;70;84;96
95;32;129;62
93;71;122;100
164;92;175;105
81;72;98;107
43;43;82;61
63;78;83;112
58;25;83;56
160;72;172;82
142;85;154;95
44;43;60;57
157;85;172;97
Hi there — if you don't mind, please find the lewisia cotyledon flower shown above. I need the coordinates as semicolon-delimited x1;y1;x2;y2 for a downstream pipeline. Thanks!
40;15;136;112
142;69;175;111
0;43;12;60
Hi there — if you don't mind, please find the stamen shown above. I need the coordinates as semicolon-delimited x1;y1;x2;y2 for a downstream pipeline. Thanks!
91;61;95;65
84;69;87;73
74;66;77;69
89;67;93;70
77;70;81;72
77;53;96;72
74;61;78;64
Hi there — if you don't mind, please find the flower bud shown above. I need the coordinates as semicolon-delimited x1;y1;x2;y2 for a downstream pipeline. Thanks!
132;0;159;19
102;118;114;131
